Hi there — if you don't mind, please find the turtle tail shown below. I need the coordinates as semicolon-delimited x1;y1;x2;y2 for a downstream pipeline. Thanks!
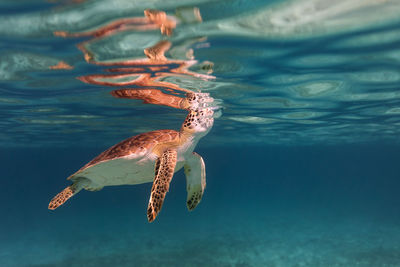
48;182;82;210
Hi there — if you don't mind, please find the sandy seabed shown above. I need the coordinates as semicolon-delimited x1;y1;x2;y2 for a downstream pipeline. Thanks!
3;209;400;267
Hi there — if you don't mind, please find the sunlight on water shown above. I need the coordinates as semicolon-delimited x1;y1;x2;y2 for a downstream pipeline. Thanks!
1;0;400;148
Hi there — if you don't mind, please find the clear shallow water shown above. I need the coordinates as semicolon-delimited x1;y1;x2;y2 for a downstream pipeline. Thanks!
1;0;400;266
3;146;400;266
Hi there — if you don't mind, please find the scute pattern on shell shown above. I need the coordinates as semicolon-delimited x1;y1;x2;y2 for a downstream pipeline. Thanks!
80;130;179;170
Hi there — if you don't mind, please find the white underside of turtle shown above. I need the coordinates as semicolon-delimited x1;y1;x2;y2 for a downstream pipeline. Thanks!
71;136;199;188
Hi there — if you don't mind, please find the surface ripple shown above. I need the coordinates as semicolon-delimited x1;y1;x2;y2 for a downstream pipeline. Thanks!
1;0;400;146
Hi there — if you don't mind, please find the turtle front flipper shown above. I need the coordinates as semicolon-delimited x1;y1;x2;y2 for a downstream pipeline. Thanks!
184;152;206;211
147;149;177;222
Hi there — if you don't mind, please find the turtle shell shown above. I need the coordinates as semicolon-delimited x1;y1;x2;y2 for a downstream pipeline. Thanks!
76;129;179;173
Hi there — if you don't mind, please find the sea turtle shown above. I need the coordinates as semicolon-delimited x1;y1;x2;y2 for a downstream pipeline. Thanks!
48;92;215;222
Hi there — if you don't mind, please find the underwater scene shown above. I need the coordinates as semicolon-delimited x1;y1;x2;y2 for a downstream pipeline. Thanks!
1;0;400;266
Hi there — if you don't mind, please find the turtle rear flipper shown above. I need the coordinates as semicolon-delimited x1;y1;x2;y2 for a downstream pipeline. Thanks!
48;178;88;210
147;149;177;222
184;152;206;211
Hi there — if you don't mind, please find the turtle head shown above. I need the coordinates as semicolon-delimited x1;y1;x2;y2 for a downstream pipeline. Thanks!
181;108;214;136
183;92;213;111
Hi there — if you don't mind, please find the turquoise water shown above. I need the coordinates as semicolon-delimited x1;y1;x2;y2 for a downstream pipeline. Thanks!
1;0;400;266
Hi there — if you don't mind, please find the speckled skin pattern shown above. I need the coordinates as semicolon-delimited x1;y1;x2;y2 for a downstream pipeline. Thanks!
48;186;75;210
147;149;177;222
187;189;202;210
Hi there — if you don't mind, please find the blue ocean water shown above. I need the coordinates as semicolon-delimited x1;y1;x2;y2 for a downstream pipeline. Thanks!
1;0;400;266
